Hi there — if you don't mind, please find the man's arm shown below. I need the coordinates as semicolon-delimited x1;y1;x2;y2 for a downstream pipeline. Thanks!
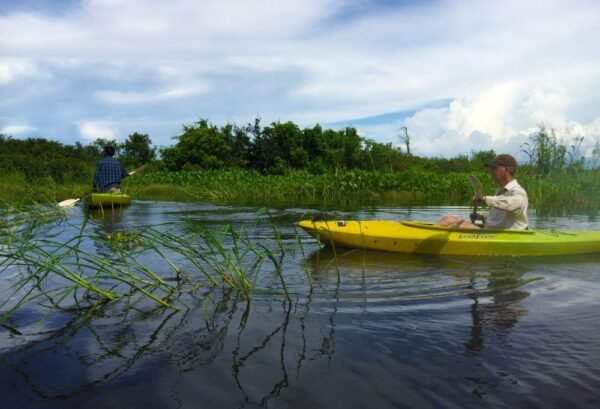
484;190;527;213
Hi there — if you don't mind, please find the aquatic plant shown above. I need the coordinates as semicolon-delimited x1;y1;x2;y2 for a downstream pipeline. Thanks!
3;163;600;215
104;231;145;250
124;167;600;214
125;168;474;204
0;207;301;329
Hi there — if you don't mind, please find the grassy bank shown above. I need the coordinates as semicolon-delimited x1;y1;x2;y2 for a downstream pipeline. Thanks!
524;171;600;214
125;169;472;203
125;169;600;214
0;173;89;206
2;168;599;214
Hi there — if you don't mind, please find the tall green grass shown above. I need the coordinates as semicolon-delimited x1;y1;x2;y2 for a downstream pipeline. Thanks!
0;172;89;206
519;170;600;215
2;167;599;214
125;169;471;203
125;168;600;213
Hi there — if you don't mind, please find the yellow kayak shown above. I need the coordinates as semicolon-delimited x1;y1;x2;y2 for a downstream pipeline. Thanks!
89;193;131;208
298;220;600;256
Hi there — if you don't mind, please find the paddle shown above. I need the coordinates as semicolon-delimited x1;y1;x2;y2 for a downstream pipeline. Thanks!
57;164;148;207
128;164;148;176
57;198;80;207
468;175;485;226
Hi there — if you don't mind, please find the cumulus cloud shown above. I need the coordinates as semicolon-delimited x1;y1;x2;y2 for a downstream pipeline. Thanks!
1;0;600;155
78;121;119;141
401;81;600;157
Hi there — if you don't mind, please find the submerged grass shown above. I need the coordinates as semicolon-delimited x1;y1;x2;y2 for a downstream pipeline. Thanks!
0;206;301;328
0;218;180;326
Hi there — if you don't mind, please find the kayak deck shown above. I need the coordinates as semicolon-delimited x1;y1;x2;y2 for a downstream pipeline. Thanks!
88;193;131;208
298;220;600;256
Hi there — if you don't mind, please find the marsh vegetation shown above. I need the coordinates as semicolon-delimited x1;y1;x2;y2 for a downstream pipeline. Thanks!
2;121;599;214
0;206;318;333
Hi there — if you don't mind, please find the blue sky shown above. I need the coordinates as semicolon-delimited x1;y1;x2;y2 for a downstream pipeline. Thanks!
2;0;600;159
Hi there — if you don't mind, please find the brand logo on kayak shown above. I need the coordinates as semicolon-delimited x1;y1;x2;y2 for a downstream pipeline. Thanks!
457;233;497;239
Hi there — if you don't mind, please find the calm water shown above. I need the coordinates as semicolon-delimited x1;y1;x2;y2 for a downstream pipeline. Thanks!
1;201;599;408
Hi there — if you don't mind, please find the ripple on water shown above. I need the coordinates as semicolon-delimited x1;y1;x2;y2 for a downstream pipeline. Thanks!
2;202;600;408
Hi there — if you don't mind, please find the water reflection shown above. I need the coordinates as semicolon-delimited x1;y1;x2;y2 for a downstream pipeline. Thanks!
87;207;126;226
1;202;599;407
0;285;343;407
86;207;128;258
1;288;234;402
463;263;531;356
306;248;540;358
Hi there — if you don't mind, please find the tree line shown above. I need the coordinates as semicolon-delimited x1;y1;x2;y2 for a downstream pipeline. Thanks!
0;132;155;183
158;118;499;174
1;119;596;184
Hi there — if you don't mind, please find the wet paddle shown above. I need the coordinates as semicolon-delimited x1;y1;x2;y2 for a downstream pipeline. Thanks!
128;164;148;176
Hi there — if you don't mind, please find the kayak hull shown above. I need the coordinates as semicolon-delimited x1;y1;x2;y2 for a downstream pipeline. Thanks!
298;220;600;256
89;193;131;208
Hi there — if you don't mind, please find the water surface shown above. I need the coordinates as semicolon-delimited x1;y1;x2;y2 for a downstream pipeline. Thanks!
1;201;599;408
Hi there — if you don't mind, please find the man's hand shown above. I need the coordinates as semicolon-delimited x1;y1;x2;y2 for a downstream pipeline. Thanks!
472;195;486;205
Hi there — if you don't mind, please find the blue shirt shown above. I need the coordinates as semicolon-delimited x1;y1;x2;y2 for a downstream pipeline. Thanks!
93;157;128;192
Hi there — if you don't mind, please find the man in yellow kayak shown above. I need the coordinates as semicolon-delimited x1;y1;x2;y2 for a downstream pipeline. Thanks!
437;154;529;229
92;145;128;193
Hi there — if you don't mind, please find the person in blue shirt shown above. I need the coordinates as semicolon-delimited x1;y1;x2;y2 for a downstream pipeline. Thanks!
92;146;128;193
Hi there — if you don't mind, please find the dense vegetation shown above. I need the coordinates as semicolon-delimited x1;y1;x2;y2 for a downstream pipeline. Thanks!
1;120;599;213
0;119;499;181
158;118;500;174
0;132;155;183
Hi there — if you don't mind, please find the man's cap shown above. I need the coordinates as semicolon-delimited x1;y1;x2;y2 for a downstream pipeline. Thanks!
484;154;517;169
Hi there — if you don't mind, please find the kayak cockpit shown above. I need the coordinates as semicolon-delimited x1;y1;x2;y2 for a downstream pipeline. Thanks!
400;221;536;235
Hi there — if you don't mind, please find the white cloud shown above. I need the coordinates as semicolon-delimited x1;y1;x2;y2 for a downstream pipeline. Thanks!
0;58;42;85
1;0;600;155
401;81;600;157
78;121;119;141
0;0;342;57
227;56;293;73
94;84;211;104
0;125;37;135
